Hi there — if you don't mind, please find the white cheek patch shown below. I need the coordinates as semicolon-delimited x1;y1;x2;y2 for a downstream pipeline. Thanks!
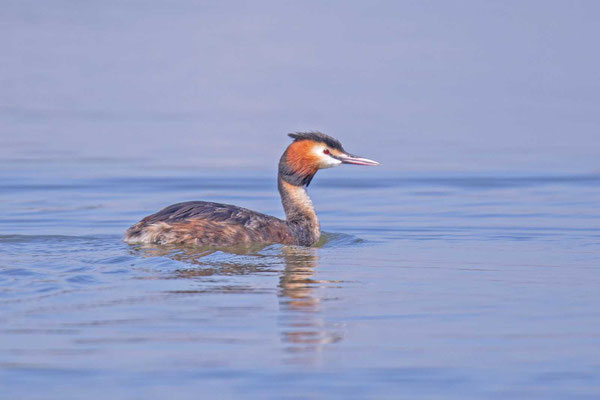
322;156;342;168
312;145;342;169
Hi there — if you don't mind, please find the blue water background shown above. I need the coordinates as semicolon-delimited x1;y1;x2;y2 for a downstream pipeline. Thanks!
2;1;600;399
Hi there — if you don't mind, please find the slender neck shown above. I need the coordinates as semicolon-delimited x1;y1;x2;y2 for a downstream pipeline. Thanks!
277;176;320;246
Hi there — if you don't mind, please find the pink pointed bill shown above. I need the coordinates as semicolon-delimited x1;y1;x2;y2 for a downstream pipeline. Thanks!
339;154;380;166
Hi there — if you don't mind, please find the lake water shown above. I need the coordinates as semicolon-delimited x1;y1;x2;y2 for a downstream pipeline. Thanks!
3;1;600;399
1;161;599;399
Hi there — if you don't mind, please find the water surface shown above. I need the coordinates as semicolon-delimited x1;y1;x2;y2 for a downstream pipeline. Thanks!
3;1;600;398
1;163;599;399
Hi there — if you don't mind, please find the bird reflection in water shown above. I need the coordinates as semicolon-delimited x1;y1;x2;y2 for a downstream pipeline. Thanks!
129;242;343;361
130;244;279;280
278;246;342;361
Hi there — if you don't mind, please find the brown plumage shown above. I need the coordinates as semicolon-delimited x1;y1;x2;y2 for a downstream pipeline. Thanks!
123;132;379;247
124;201;294;246
284;140;320;180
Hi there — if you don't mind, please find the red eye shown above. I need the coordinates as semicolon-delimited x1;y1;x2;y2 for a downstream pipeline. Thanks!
323;149;330;155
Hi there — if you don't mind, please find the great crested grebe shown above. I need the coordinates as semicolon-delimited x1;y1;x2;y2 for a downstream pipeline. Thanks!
124;132;379;247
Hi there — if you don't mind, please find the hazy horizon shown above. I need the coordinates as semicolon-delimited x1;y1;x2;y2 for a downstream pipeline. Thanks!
3;1;599;173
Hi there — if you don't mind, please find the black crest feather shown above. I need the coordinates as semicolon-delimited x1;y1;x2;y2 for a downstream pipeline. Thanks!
288;131;345;152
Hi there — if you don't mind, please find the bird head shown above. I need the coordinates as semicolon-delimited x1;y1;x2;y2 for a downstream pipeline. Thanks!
279;131;379;186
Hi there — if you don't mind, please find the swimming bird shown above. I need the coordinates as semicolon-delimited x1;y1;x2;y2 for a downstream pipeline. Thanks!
123;132;379;247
